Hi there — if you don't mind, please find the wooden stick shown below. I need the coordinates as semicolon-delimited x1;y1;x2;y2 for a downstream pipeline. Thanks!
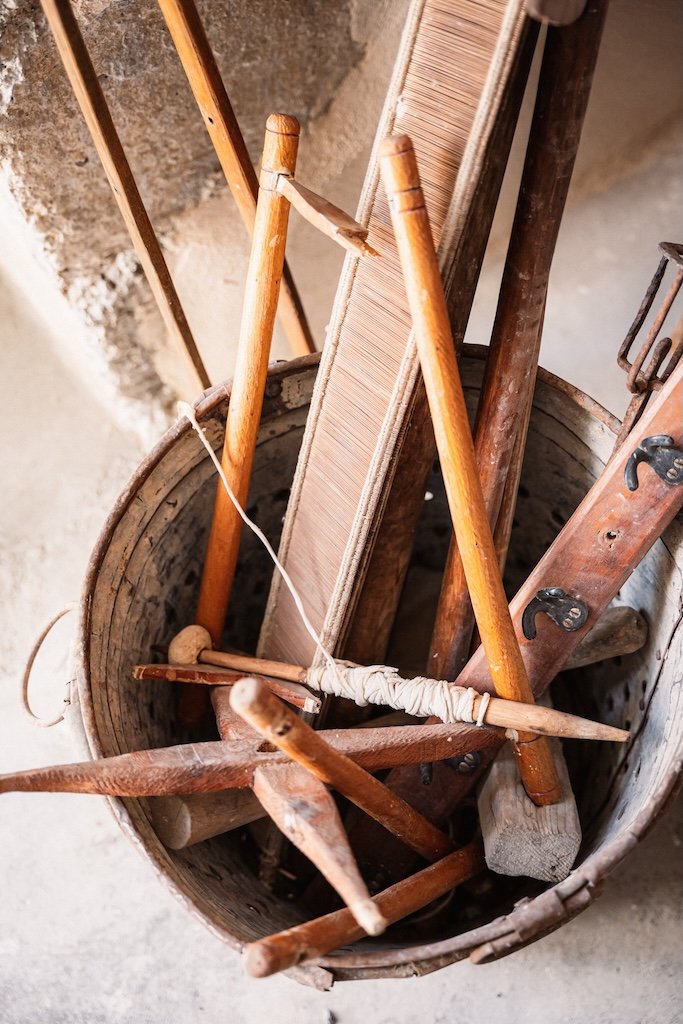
380;135;562;806
148;789;264;849
136;662;320;713
149;625;629;741
244;839;484;977
155;0;315;358
429;3;607;681
1;722;500;797
253;763;386;935
275;177;379;258
230;678;453;861
179;113;300;727
40;0;210;392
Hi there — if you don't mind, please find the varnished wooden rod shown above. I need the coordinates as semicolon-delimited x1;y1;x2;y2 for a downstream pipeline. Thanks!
40;0;210;392
230;678;453;862
429;2;607;680
136;626;630;743
244;839;484;977
185;115;300;729
379;136;562;806
155;0;315;357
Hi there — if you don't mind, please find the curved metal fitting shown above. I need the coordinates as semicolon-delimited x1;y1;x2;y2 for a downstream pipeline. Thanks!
624;435;683;491
522;587;588;640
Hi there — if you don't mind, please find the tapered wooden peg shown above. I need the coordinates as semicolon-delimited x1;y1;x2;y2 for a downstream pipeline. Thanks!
253;763;386;935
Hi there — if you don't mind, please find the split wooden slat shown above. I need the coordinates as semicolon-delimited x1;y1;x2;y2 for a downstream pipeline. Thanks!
253;763;386;936
40;0;210;392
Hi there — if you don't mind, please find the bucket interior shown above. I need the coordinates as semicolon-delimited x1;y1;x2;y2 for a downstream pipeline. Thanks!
77;350;683;978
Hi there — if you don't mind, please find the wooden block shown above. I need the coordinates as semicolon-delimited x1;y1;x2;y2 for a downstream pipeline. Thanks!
148;790;264;850
477;736;581;882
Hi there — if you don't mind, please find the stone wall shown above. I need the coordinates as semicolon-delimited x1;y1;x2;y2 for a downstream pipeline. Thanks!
0;0;680;439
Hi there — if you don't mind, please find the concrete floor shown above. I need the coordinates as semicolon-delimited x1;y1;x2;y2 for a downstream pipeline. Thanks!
1;133;682;1022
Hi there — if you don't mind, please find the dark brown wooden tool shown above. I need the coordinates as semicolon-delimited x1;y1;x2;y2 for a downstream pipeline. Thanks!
40;0;210;392
0;718;500;796
244;839;484;977
380;134;563;807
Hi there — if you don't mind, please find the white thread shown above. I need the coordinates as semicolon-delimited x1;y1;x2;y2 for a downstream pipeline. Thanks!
179;403;341;686
307;662;491;727
476;691;491;727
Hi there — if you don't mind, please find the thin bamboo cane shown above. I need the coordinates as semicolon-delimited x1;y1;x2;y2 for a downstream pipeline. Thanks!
40;0;210;392
380;135;562;806
155;0;315;357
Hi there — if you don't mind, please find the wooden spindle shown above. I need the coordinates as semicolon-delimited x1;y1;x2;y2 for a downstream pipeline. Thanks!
230;678;453;861
379;135;562;806
40;0;210;392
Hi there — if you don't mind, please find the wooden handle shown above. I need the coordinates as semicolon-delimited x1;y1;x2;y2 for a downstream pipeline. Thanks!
244;840;484;977
379;135;562;806
182;115;300;728
230;678;453;861
155;0;315;357
40;0;210;392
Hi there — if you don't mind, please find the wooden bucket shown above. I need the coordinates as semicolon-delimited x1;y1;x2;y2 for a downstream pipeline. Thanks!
73;349;683;986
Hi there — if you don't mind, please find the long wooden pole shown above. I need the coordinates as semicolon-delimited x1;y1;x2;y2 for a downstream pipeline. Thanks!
380;135;562;806
192;114;300;658
155;0;315;357
40;0;210;392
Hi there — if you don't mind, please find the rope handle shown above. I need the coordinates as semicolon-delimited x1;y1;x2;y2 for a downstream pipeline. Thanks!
21;604;76;728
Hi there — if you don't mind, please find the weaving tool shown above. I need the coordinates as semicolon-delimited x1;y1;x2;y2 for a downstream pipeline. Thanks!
257;0;533;670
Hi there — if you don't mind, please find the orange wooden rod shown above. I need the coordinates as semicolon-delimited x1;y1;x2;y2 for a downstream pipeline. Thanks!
40;0;210;392
244;839;484;977
379;135;562;806
155;0;314;357
193;113;300;657
230;678;453;862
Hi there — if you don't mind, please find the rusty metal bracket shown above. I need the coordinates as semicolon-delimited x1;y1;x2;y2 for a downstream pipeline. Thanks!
615;242;683;448
625;435;683;492
522;587;588;640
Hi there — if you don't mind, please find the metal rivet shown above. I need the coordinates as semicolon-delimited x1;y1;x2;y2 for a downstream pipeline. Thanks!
569;607;582;618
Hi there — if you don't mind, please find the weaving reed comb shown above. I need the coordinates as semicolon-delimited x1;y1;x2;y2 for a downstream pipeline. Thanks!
257;0;534;672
